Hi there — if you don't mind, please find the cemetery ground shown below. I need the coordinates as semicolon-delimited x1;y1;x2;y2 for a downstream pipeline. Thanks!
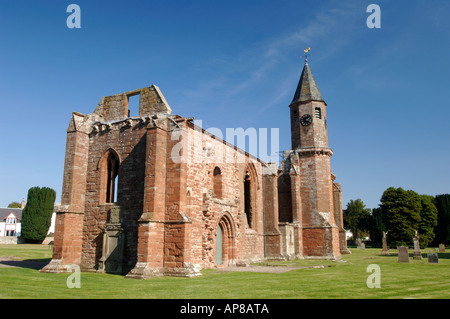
0;244;449;299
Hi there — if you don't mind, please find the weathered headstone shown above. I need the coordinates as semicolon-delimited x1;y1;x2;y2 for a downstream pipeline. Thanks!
356;238;362;248
427;252;438;264
360;242;365;250
413;233;422;260
439;243;445;253
381;231;389;255
97;205;125;274
397;246;409;263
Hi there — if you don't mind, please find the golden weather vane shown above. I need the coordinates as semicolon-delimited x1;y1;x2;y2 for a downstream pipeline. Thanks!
303;47;311;62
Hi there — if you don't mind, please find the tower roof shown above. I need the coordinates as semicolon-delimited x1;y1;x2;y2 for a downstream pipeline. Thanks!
291;61;324;105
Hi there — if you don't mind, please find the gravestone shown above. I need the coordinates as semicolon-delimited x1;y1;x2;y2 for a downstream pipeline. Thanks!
413;233;422;260
427;252;438;264
356;238;362;248
439;244;445;253
397;246;409;263
359;242;365;250
97;205;125;274
381;231;389;255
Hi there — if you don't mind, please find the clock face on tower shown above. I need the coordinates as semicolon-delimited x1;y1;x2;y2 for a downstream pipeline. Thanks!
300;114;312;126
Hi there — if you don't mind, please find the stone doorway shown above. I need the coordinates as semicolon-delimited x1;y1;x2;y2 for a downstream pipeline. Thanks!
215;213;236;266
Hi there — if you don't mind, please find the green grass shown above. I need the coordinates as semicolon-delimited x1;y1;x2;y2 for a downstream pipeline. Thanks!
0;244;53;261
0;244;449;299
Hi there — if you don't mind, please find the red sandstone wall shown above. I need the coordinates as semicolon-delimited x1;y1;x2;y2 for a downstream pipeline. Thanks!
81;119;148;271
64;115;271;272
183;124;266;267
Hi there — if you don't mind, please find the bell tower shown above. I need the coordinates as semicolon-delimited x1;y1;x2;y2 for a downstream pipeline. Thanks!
289;54;341;259
289;58;328;150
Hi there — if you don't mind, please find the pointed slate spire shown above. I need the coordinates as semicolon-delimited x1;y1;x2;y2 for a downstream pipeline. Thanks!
291;61;324;105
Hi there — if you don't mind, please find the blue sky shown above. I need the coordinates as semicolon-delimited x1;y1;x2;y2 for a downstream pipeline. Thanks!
0;0;449;209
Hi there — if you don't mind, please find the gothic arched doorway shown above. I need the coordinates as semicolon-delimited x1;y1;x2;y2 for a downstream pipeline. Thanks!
215;213;235;266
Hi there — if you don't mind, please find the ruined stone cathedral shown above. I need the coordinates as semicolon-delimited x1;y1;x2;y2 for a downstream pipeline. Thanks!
42;60;349;278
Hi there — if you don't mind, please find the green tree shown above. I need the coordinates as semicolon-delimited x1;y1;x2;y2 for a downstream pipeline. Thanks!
343;199;371;239
380;187;438;248
417;195;438;248
380;187;422;247
21;187;56;243
7;201;22;208
434;194;450;245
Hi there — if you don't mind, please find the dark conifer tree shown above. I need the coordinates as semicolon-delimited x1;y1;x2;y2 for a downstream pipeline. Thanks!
21;187;56;243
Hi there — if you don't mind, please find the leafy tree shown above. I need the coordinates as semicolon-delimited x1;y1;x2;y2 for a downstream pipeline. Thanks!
417;195;438;248
21;187;56;243
7;201;22;208
380;187;421;247
343;199;371;239
380;187;437;248
434;194;450;245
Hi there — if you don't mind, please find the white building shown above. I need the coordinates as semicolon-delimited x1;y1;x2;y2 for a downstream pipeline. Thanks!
0;206;57;238
0;208;22;237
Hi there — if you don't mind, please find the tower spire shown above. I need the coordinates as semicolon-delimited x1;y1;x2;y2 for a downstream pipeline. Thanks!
291;48;324;105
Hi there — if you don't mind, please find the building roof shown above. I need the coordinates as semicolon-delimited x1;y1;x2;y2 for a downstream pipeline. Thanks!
291;61;325;105
0;208;23;222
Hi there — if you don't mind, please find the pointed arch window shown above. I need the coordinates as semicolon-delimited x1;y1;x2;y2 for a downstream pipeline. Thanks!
213;167;223;199
100;149;120;204
243;165;257;229
244;172;252;228
106;153;119;203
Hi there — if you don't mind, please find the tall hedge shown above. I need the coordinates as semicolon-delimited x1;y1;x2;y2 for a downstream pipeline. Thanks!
21;187;56;243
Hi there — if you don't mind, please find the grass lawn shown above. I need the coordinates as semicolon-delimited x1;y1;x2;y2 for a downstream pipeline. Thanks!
0;244;449;299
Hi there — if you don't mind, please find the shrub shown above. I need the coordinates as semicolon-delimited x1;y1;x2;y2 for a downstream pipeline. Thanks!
21;187;56;243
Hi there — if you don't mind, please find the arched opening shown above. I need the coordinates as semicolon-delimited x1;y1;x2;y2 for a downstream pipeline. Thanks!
99;149;120;204
215;213;235;266
244;172;252;227
243;164;257;229
106;153;119;203
213;167;222;199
